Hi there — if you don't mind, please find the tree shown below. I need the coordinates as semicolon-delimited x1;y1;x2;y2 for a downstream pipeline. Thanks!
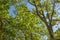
0;0;60;40
0;0;42;40
28;0;60;40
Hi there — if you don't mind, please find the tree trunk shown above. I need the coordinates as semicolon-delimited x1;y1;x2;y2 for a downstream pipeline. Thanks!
47;25;55;40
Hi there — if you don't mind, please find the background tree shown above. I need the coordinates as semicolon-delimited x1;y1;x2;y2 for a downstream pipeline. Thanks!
0;0;42;40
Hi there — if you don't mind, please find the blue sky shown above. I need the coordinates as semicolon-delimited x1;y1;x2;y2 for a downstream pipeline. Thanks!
9;5;17;17
26;3;34;11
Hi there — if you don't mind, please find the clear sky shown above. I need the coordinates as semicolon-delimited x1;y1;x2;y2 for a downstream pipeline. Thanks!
9;5;17;17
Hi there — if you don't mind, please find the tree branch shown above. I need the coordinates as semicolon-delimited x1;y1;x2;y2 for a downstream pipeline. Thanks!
28;0;48;26
35;4;48;26
51;1;56;22
28;0;35;6
49;1;56;26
